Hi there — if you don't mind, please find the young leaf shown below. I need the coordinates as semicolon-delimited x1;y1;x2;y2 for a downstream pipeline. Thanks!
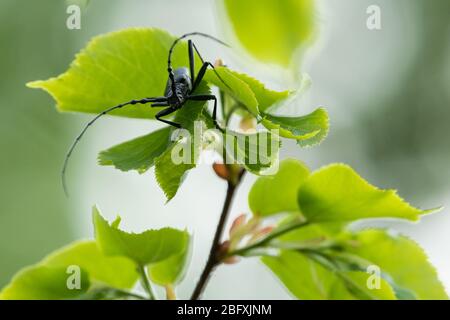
230;70;290;113
346;230;448;300
222;0;316;67
248;158;310;216
42;241;139;289
206;67;290;115
153;83;210;201
98;127;172;173
204;66;259;115
147;238;192;286
262;250;354;300
298;164;433;223
154;140;197;201
261;108;329;147
222;129;281;175
277;220;345;244
93;207;189;267
0;265;90;300
337;271;396;300
263;250;397;300
0;240;139;299
27;28;199;119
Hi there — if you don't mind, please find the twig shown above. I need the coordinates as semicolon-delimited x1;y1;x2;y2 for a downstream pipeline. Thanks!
190;169;245;300
228;220;309;257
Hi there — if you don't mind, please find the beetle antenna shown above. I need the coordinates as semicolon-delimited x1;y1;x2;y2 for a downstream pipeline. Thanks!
168;32;229;70
61;97;162;197
167;32;231;89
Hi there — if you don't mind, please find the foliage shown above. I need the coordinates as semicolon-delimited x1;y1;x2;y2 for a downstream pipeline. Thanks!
3;1;445;300
1;208;190;299
248;159;446;300
2;158;445;299
28;28;323;201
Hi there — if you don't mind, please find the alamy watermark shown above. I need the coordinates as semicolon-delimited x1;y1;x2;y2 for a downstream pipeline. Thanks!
66;5;81;30
366;265;381;290
66;265;82;290
366;5;382;30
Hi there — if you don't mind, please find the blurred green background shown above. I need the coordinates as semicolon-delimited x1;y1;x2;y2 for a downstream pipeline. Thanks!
0;0;119;288
0;0;75;287
0;0;449;297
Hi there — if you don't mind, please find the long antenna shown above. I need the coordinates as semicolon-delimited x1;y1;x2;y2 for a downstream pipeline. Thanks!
167;32;229;71
61;98;161;196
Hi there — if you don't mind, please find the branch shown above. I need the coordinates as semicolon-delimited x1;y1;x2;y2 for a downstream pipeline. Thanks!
190;169;245;300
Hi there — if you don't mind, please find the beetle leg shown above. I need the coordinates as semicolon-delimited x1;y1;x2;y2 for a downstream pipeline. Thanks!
155;106;181;128
187;94;223;132
151;102;169;107
188;39;195;86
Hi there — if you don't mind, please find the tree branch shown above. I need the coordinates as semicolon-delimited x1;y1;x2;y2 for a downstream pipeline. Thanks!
190;169;245;300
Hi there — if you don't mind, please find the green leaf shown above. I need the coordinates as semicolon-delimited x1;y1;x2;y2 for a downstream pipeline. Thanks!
0;265;90;300
98;127;171;173
222;0;316;67
42;241;138;289
337;271;396;300
148;239;191;286
222;129;281;175
298;164;432;223
263;250;396;300
345;230;448;300
262;108;329;147
248;158;309;216
0;240;140;300
262;250;354;300
277;220;345;244
27;28;200;119
93;207;189;267
205;67;259;115
206;67;290;115
154;84;210;201
230;71;290;113
154;140;197;201
323;250;418;300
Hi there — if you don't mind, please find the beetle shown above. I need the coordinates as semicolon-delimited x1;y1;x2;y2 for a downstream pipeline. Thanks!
62;32;230;195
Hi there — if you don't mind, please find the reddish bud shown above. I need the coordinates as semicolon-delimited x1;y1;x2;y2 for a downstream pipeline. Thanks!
213;163;229;181
249;226;275;243
229;214;247;237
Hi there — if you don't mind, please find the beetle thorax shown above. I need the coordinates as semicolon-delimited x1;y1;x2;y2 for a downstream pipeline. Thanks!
165;67;192;104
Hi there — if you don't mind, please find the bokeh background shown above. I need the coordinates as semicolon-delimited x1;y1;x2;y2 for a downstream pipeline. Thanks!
1;0;449;299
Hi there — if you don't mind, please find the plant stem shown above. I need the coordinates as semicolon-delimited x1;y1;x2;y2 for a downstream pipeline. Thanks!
137;265;156;300
190;169;245;300
229;220;309;257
